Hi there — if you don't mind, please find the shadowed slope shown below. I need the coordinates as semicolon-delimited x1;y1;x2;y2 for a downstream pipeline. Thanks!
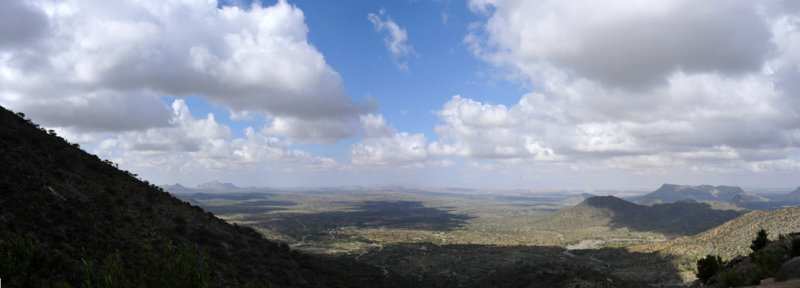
631;205;800;260
640;184;768;203
536;196;742;237
0;106;410;287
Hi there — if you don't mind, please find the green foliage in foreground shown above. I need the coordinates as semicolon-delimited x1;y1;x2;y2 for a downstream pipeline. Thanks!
81;250;127;288
0;233;65;287
695;254;724;284
692;229;799;286
749;249;785;284
719;270;745;288
141;239;213;288
1;233;265;288
79;238;215;288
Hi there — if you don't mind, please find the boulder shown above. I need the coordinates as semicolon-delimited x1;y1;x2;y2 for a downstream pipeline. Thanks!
724;255;748;271
779;256;800;281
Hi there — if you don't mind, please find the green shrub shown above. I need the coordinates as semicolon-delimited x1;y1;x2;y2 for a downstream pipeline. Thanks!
0;234;52;287
719;270;745;288
143;238;213;288
81;250;128;288
792;238;800;257
696;254;724;284
749;249;785;283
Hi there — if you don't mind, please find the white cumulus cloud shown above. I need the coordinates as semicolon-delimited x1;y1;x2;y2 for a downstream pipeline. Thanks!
350;114;428;167
89;100;344;182
452;0;800;174
0;0;374;143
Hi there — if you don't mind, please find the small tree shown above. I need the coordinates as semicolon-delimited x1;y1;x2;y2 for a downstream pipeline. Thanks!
750;229;769;252
696;254;724;284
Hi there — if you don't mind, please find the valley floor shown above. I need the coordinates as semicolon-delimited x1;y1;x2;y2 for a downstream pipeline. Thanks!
175;188;745;286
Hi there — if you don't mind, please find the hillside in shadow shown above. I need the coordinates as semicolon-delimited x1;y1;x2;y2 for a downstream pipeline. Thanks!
355;241;685;287
0;105;412;287
329;200;474;231
632;205;800;260
238;200;474;241
536;196;742;237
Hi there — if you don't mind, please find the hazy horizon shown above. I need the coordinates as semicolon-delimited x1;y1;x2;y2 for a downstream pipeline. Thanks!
2;0;799;190
163;180;799;196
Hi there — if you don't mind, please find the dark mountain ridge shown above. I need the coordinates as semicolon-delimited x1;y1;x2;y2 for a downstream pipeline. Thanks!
0;106;408;287
636;183;769;204
536;195;743;237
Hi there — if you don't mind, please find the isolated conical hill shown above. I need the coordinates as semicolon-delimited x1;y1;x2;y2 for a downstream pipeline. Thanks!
630;205;800;260
0;106;408;287
537;195;643;227
534;196;741;237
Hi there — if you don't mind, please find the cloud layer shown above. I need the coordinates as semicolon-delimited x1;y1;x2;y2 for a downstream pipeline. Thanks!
440;0;800;174
468;0;774;89
89;100;342;183
2;0;798;187
0;0;373;142
350;114;428;167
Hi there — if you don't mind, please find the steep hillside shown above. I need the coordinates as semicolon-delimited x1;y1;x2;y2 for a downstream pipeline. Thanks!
630;205;800;261
535;196;742;237
640;184;768;203
0;106;409;287
781;187;800;200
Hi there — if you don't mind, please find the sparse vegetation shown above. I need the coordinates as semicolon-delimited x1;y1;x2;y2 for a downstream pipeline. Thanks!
531;196;741;239
631;207;800;261
685;229;800;286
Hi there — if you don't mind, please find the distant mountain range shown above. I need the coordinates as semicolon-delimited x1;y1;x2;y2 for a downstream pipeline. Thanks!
639;184;768;203
161;181;241;192
630;184;800;210
196;180;240;190
534;195;742;237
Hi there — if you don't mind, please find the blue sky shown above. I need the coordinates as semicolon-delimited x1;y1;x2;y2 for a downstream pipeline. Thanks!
2;0;800;190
